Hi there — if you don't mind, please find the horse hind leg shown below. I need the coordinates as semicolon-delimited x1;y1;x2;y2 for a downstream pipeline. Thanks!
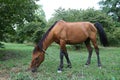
85;38;93;66
91;38;102;67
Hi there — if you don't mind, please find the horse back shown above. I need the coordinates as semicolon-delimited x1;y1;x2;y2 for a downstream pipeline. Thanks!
52;20;97;44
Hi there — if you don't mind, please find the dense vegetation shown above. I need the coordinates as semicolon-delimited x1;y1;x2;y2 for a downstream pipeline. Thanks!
0;0;46;44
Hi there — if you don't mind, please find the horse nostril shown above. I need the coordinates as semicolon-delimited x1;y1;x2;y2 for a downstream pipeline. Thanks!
31;68;37;72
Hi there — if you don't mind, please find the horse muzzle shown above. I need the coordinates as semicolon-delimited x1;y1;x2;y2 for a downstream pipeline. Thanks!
31;68;37;72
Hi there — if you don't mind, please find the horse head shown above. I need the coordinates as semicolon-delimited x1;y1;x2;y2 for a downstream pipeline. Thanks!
30;46;45;72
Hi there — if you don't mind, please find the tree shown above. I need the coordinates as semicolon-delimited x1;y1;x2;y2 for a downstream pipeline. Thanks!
16;21;46;43
0;0;39;41
16;6;47;43
99;0;120;46
99;0;120;22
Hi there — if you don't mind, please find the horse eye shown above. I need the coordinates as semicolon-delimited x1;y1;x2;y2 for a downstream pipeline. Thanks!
35;57;39;61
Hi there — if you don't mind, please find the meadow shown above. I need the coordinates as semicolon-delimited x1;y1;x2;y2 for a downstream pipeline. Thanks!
0;43;120;80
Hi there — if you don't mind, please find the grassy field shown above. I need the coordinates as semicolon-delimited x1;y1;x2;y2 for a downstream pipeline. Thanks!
0;43;120;80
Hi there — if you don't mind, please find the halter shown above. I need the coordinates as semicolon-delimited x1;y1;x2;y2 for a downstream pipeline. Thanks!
41;48;48;55
41;48;46;53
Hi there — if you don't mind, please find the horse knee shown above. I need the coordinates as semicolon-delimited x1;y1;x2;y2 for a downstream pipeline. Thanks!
89;47;93;53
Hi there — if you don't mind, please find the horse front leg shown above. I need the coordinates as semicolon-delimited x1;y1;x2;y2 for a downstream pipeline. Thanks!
61;48;72;68
58;40;65;72
58;49;72;73
58;40;72;72
63;49;72;68
58;50;64;72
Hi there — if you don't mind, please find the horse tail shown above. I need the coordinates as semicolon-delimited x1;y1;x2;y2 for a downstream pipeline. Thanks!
94;22;108;47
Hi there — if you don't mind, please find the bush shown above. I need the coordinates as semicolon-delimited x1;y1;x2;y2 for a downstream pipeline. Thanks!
0;42;4;48
107;27;120;46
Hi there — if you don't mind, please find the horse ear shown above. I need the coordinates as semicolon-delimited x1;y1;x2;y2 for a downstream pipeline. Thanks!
34;44;37;47
33;45;40;52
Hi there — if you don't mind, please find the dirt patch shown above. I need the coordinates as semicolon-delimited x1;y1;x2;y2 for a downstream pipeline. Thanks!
11;67;22;73
0;67;23;80
0;69;10;80
0;74;9;80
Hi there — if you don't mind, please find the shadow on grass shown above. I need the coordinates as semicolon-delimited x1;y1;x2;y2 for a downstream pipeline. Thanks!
0;50;23;61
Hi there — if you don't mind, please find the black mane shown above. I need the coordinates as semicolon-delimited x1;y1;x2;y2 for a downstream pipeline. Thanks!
35;21;58;52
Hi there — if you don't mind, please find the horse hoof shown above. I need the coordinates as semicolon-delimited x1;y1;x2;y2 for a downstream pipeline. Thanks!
66;65;72;68
84;65;89;67
57;70;62;73
99;66;102;69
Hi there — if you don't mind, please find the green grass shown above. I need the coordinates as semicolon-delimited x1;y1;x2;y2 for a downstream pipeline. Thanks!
0;43;120;80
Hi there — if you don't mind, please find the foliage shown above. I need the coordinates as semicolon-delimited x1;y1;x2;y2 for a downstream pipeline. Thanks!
0;0;47;43
107;27;120;46
16;21;45;43
99;0;120;22
0;0;40;42
98;0;120;46
15;6;46;43
49;8;113;26
0;43;4;48
0;43;120;80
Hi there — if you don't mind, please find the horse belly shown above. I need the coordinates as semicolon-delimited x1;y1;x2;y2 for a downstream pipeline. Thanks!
66;25;89;44
66;33;88;44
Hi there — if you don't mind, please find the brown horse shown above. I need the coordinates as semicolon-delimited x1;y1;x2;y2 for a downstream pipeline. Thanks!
30;20;108;72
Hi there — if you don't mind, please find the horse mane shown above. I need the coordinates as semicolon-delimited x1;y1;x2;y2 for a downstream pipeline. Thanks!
34;21;58;52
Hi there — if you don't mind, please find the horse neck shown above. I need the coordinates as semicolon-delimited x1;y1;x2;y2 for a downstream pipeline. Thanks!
42;32;54;51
